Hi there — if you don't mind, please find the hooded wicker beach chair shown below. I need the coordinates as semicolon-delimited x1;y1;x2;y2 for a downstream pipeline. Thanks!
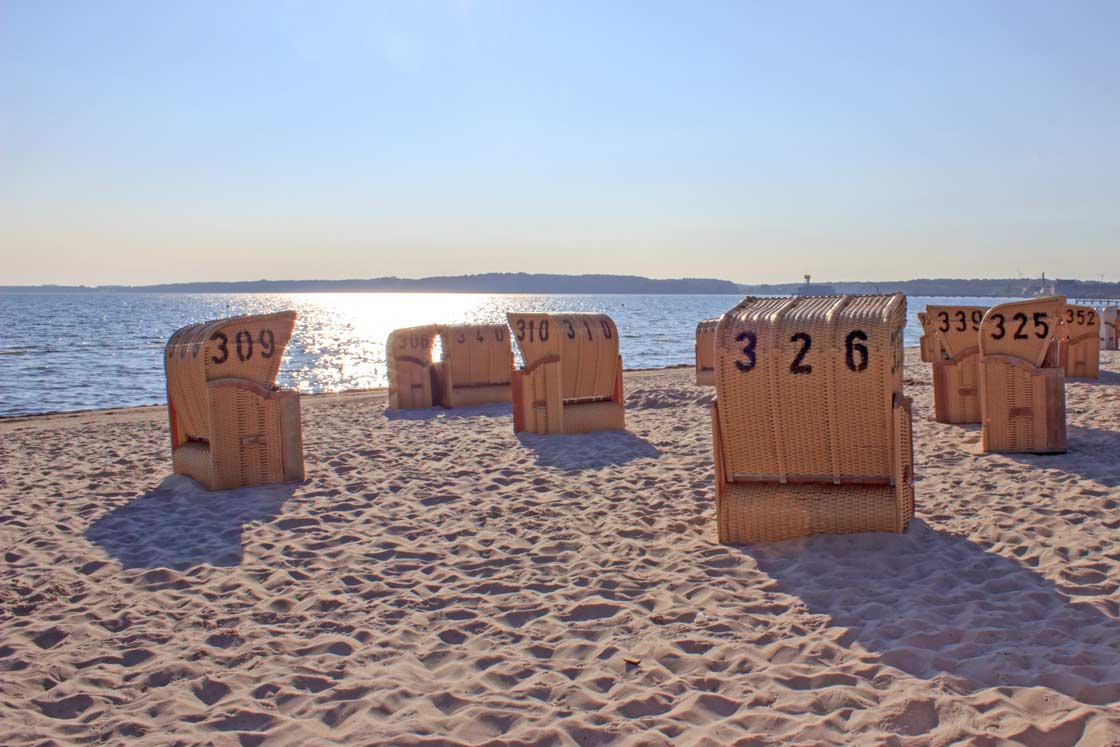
165;311;304;491
508;312;625;434
695;318;720;386
434;324;514;408
1101;307;1119;351
387;325;438;409
1058;304;1101;379
711;294;914;544
925;305;987;424
917;312;934;363
978;296;1066;454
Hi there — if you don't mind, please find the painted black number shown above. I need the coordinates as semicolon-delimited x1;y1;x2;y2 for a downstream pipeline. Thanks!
562;319;575;339
235;330;253;361
955;310;967;332
476;329;485;343
515;319;526;341
1089;310;1097;325
1076;309;1086;325
1066;308;1075;323
845;330;868;372
259;329;275;358
600;320;612;338
539;319;550;341
583;321;593;341
990;314;1006;340
789;333;812;374
937;311;950;333
456;331;466;343
210;332;229;364
971;310;982;330
735;331;757;372
1033;312;1049;339
494;327;505;341
1012;313;1029;340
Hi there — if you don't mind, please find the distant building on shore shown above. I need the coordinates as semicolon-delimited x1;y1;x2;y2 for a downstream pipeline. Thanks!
795;274;838;296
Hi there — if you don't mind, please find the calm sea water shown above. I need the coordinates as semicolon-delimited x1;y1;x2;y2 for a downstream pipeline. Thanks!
0;292;1017;417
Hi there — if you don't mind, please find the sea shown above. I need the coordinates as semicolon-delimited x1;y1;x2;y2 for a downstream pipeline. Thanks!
0;292;1024;417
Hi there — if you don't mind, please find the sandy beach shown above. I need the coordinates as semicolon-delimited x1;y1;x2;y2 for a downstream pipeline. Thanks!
2;349;1120;746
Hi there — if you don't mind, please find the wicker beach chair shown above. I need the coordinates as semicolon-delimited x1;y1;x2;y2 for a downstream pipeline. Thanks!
165;311;305;491
508;312;625;434
1101;307;1119;351
695;318;720;386
387;325;438;409
978;296;1066;454
435;324;514;408
917;312;934;363
925;305;987;424
711;294;914;544
1058;304;1101;379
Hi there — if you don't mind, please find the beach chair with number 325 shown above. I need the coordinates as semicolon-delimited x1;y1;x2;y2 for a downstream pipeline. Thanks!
978;296;1066;454
164;311;305;490
508;312;625;434
711;294;914;544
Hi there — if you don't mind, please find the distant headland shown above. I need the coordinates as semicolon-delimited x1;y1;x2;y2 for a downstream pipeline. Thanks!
3;272;1120;298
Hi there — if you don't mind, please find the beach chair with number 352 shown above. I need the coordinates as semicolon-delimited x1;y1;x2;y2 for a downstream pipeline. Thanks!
164;311;305;490
1057;304;1101;379
508;312;625;434
710;294;914;544
978;296;1066;454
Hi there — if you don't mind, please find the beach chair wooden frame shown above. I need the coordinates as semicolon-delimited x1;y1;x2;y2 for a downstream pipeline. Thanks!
1100;307;1118;351
695;318;720;386
165;311;304;491
1058;305;1101;379
435;324;514;408
387;325;438;409
508;312;625;434
978;296;1066;454
925;305;987;424
711;294;914;544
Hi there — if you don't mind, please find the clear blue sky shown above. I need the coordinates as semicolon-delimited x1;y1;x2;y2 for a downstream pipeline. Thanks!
2;1;1117;285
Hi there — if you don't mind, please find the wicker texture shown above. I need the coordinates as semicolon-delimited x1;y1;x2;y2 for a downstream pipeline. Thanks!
1058;304;1101;379
508;313;625;434
695;318;720;386
165;311;304;490
711;294;913;544
917;312;934;363
437;324;513;408
1101;307;1118;351
978;296;1066;454
925;305;987;424
386;325;438;409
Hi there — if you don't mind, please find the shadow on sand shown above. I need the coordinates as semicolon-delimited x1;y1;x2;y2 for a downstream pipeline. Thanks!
85;476;296;570
516;429;660;470
740;520;1120;704
384;403;512;422
999;424;1120;487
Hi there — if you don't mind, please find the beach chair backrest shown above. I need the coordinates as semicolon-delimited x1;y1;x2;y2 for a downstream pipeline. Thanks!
695;318;720;375
507;312;620;401
1061;304;1100;341
924;305;986;359
165;311;297;440
714;294;906;484
386;325;437;408
439;323;512;386
1100;307;1118;348
978;296;1064;367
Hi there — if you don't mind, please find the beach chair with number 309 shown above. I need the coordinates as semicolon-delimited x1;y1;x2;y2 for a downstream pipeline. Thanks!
508;312;625;434
165;311;305;490
711;294;914;544
978;296;1066;454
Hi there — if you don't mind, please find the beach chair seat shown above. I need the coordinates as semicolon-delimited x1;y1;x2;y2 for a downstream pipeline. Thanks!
509;313;625;434
1099;307;1118;351
925;305;987;424
711;294;914;544
436;324;513;408
1058;304;1101;379
165;311;304;491
978;296;1066;454
695;318;720;386
387;325;438;409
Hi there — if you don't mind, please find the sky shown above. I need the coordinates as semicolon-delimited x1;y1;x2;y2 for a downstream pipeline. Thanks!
2;1;1118;286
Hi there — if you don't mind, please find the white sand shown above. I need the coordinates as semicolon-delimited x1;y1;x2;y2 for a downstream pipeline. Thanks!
2;350;1120;745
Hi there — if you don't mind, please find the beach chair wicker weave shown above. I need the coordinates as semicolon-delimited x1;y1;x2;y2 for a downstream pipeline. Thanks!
165;311;304;490
925;305;987;424
1100;307;1118;351
978;296;1066;454
508;312;625;434
1058;304;1100;379
387;326;438;409
435;324;514;408
711;294;914;544
695;318;720;386
917;312;934;363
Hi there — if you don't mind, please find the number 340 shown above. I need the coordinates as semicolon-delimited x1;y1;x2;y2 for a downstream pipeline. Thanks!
734;330;870;374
